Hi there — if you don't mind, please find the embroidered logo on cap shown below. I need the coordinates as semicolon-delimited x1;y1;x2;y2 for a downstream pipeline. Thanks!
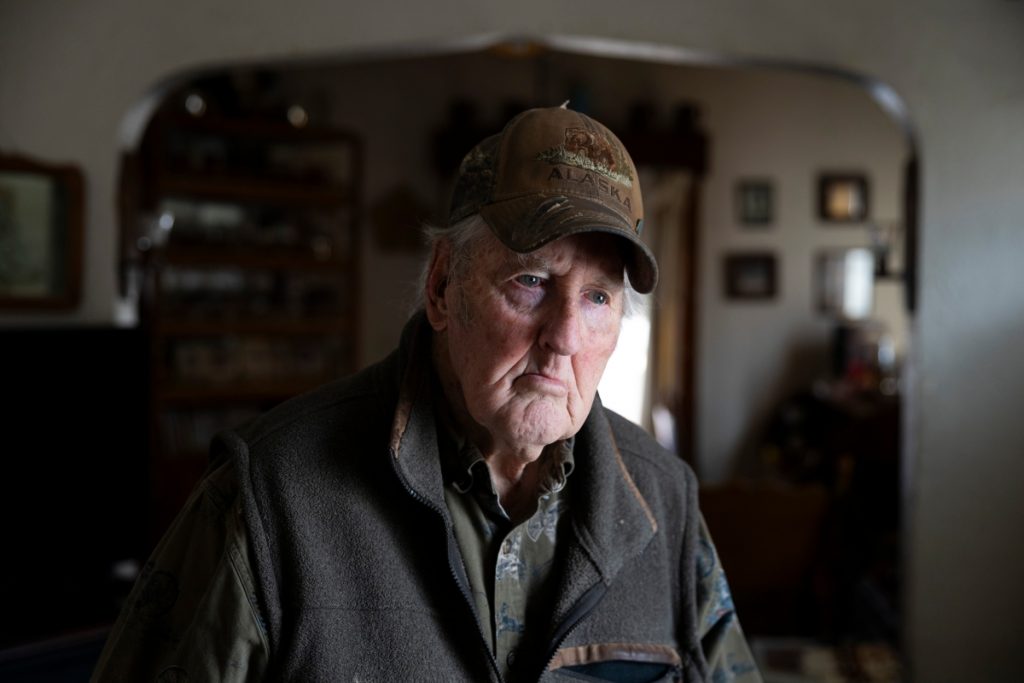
536;127;634;187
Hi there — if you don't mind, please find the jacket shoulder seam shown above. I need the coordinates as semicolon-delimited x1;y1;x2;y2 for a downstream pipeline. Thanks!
603;411;691;478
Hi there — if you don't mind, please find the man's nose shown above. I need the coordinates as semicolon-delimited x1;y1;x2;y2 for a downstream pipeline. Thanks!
539;298;582;356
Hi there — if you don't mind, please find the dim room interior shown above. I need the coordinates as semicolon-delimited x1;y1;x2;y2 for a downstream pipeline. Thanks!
1;4;1022;682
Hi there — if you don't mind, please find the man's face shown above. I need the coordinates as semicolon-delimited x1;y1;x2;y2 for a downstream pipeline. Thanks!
429;228;625;454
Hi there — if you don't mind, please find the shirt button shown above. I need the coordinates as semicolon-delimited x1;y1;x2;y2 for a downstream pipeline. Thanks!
506;648;517;667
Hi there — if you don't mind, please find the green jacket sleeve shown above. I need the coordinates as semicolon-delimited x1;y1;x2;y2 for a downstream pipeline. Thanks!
91;461;269;683
696;514;763;682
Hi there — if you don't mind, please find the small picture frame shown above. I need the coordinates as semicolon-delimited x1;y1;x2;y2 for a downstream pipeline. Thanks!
818;173;869;222
724;252;777;300
736;179;773;226
0;155;84;310
814;248;875;320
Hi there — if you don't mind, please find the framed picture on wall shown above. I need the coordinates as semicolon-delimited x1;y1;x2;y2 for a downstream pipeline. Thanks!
818;172;869;222
736;179;774;226
814;247;876;320
723;252;777;300
0;154;84;310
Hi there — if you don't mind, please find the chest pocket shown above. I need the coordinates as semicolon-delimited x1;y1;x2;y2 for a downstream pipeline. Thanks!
548;642;684;683
554;661;681;682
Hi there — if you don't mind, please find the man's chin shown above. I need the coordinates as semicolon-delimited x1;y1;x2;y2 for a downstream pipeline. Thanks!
502;410;576;450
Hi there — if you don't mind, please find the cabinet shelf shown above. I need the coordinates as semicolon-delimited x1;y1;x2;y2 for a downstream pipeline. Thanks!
157;317;350;336
125;100;363;542
157;174;352;207
161;114;361;144
156;245;348;271
158;379;334;404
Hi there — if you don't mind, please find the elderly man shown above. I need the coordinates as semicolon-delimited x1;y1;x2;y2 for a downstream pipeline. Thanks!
93;106;760;682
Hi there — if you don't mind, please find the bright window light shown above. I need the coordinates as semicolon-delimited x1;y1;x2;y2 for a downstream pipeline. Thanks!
599;297;652;426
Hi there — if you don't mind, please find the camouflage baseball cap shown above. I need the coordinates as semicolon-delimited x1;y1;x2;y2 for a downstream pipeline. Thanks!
448;105;658;293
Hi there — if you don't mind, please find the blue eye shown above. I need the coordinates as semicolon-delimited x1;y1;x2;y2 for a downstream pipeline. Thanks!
516;274;543;287
587;291;610;306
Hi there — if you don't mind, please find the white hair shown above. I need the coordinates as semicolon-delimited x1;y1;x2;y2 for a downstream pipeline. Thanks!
417;214;644;316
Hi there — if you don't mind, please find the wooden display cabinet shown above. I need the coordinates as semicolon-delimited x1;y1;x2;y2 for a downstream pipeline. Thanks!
122;107;363;536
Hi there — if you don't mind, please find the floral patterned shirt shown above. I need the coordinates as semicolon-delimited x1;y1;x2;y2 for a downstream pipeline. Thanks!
440;430;574;680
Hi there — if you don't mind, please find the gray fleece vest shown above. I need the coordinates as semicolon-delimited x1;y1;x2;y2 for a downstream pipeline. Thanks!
213;315;709;682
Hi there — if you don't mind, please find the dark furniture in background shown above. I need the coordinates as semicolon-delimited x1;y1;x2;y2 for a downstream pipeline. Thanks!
1;327;149;658
120;87;364;537
0;154;84;311
703;385;902;647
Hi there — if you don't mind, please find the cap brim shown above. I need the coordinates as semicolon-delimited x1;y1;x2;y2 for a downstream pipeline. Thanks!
480;194;659;294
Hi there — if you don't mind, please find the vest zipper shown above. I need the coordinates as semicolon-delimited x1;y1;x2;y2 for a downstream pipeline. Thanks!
538;581;608;679
390;450;504;683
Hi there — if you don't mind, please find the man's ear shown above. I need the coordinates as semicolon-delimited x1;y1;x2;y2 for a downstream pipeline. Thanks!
424;240;452;331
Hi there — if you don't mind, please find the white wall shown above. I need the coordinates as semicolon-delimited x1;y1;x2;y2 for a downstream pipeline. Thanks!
687;68;908;482
2;1;1023;680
